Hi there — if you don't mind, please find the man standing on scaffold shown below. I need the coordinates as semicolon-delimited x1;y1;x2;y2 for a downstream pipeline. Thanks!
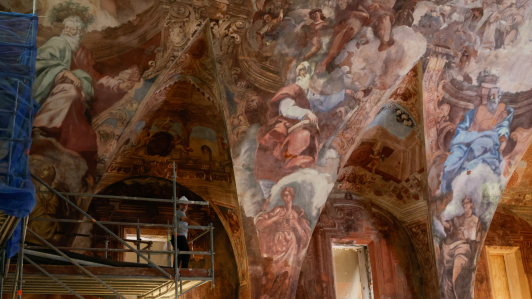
172;196;200;268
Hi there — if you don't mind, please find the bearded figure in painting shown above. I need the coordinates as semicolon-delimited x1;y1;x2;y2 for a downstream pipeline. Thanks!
435;83;514;299
32;14;135;176
439;85;513;194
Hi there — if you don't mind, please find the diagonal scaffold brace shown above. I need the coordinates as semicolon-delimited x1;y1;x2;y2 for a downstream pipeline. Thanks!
30;173;174;281
26;228;126;299
23;255;84;299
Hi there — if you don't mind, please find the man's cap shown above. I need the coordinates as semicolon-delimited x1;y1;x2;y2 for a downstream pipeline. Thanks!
179;196;189;202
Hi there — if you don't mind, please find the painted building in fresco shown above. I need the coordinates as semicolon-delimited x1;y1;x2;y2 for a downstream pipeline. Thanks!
3;0;532;297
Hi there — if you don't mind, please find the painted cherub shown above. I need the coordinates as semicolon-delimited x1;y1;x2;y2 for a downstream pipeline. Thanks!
131;126;152;155
395;109;414;127
256;10;284;49
368;149;385;173
173;133;193;159
302;9;329;60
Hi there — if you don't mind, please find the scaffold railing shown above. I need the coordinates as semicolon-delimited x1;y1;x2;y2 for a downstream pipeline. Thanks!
0;10;40;264
0;162;215;299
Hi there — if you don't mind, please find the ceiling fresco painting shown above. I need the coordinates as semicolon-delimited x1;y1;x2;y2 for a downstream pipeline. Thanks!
226;0;532;295
2;0;531;297
229;1;428;295
336;66;425;209
90;24;250;293
420;0;532;296
22;0;249;295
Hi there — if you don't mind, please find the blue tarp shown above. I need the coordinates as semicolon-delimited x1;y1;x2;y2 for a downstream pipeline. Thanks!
0;12;39;258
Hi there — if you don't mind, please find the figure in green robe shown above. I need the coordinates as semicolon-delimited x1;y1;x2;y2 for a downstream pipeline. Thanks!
32;15;132;175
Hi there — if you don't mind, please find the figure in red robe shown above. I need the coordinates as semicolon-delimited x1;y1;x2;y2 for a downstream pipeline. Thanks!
254;82;354;203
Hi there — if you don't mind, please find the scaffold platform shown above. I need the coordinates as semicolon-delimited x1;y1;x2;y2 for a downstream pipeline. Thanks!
4;265;210;297
0;162;215;299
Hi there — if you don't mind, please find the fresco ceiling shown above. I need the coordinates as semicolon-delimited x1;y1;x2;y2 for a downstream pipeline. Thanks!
3;0;532;297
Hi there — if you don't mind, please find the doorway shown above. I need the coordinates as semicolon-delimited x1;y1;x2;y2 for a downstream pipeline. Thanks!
486;246;531;299
332;244;373;299
123;228;170;266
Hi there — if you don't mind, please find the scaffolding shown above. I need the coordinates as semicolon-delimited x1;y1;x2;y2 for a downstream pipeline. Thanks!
0;11;38;188
0;10;39;275
0;162;215;298
0;10;215;299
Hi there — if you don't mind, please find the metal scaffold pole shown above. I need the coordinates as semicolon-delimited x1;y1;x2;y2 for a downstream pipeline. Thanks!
31;173;173;280
210;222;214;289
12;161;214;299
10;217;28;299
167;221;171;267
0;217;19;299
16;217;27;299
173;162;179;298
23;256;84;299
27;228;126;299
0;247;5;298
34;192;208;205
137;219;141;263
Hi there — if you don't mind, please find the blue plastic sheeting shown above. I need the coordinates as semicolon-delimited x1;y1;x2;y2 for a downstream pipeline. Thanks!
0;12;40;258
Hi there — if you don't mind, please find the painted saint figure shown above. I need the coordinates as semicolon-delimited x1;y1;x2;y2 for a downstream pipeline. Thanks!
438;196;482;299
439;86;514;194
295;62;311;93
173;133;193;159
255;187;312;299
475;0;523;50
254;77;356;202
32;15;135;175
316;0;396;73
256;10;284;49
253;0;293;49
301;9;329;60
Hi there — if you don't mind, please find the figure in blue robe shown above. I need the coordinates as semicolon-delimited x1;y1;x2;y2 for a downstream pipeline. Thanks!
440;94;514;194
